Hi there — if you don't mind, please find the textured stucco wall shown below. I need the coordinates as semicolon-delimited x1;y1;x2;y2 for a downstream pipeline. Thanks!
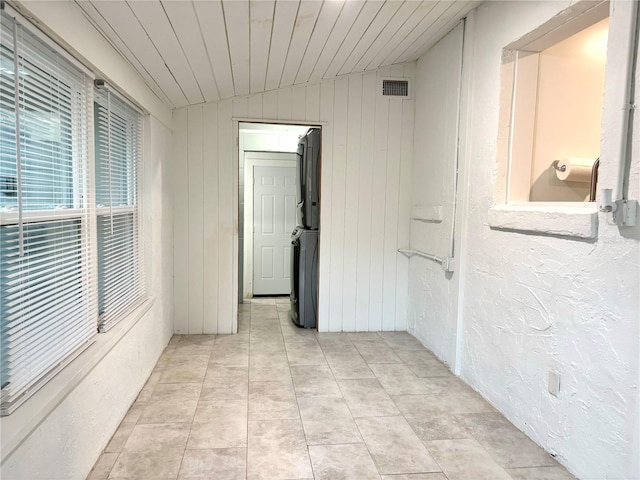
409;1;639;479
407;23;464;368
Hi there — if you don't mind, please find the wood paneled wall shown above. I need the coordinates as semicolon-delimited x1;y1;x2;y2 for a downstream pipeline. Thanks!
172;64;415;333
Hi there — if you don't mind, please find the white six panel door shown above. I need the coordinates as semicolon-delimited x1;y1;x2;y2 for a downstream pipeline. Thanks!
253;165;297;295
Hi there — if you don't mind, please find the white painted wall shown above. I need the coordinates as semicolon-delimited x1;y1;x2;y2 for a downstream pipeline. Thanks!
0;3;174;479
240;124;309;153
408;23;464;369
172;65;415;333
409;2;640;479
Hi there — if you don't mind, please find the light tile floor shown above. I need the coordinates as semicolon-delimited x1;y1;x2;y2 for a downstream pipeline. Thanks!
88;297;576;480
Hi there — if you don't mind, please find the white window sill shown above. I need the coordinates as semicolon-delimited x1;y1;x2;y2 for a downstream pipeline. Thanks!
488;203;599;239
0;296;156;463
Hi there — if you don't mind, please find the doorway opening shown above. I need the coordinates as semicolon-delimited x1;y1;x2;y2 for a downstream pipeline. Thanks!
237;122;319;316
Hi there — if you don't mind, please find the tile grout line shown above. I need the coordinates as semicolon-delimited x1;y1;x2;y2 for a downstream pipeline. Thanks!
91;312;568;480
279;301;315;479
245;305;251;480
175;336;190;480
317;334;385;479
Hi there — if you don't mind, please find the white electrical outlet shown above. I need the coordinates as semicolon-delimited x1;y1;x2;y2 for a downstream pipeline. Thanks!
548;371;561;397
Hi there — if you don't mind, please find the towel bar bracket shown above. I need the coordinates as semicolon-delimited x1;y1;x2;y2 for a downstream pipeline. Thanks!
397;249;455;273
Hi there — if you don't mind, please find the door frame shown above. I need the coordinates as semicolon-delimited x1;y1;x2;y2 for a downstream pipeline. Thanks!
232;118;325;335
243;152;297;298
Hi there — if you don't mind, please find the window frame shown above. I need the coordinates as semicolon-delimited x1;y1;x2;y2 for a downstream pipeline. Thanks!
0;7;98;416
0;2;148;419
490;2;610;239
93;87;146;332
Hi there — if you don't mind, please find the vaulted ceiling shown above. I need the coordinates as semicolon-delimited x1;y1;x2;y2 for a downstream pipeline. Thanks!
77;0;477;109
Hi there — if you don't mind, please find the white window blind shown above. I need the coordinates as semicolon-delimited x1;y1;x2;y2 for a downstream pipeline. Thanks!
94;88;144;332
0;11;96;415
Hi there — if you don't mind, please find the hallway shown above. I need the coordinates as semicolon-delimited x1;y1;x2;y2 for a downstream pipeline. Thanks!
88;298;575;480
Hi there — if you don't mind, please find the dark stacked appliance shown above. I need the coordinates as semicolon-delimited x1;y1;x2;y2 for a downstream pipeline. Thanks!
290;128;321;328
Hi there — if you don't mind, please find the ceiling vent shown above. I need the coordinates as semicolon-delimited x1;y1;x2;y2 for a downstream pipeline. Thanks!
381;78;410;99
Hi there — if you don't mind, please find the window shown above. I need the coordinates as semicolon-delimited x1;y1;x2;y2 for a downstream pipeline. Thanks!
489;3;610;239
0;11;95;414
94;89;144;332
0;7;146;415
498;5;609;203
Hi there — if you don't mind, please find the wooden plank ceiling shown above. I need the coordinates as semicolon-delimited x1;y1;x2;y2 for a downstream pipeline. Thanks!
77;0;477;108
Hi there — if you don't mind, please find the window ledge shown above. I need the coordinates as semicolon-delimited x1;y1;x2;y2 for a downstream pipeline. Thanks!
411;205;443;223
0;296;156;464
488;203;599;239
